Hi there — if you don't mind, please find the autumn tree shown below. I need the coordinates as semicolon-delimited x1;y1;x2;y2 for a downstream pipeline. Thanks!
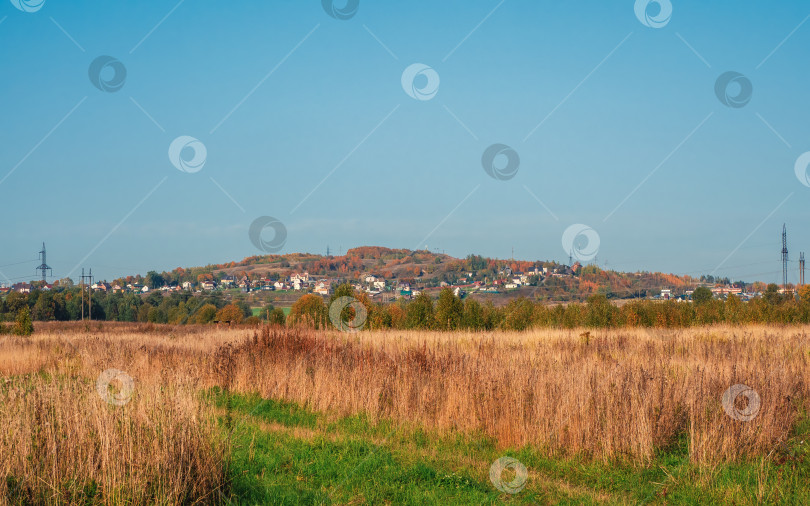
216;304;244;324
289;294;327;329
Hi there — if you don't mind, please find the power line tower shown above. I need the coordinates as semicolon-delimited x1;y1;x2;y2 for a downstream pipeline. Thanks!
36;242;52;284
80;268;93;321
800;252;806;287
782;224;789;291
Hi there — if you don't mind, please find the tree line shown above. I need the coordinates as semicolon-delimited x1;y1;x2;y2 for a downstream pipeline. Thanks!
3;283;810;331
287;283;810;331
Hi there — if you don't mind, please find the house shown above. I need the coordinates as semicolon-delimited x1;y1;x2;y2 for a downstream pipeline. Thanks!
290;272;309;284
221;275;235;286
364;275;377;284
141;286;150;293
274;281;286;290
112;284;123;293
182;281;194;290
505;283;518;289
711;286;742;296
373;280;385;290
201;280;216;291
314;281;332;295
661;289;672;300
13;283;32;293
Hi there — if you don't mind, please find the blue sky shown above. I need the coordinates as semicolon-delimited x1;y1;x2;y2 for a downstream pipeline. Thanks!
1;0;809;284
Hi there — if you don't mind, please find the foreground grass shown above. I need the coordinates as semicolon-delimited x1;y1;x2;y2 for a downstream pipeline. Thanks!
209;389;810;505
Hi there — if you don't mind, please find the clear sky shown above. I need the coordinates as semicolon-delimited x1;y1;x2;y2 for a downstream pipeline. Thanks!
1;0;809;285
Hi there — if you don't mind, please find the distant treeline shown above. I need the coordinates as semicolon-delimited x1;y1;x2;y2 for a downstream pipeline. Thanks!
290;283;810;330
2;283;809;330
0;288;279;326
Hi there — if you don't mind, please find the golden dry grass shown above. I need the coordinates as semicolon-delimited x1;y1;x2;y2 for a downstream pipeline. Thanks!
0;322;808;504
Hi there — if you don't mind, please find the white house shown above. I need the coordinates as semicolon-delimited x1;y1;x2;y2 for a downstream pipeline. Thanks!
314;281;331;295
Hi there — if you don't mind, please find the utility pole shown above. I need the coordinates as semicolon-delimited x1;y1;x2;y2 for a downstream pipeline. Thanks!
800;252;806;287
36;242;52;284
782;224;789;293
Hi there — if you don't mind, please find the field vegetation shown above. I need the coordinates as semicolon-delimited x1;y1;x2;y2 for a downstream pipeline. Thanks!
1;322;809;504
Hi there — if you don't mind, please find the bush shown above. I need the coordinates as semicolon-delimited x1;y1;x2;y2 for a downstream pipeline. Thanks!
14;306;34;336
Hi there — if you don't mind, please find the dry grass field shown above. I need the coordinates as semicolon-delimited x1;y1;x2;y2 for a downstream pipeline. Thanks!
1;322;809;504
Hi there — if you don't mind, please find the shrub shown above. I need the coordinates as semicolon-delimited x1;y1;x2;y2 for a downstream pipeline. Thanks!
14;306;34;336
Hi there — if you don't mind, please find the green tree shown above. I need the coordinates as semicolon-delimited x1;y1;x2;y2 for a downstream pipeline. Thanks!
501;298;535;331
461;298;484;330
268;307;287;326
434;288;463;330
405;293;434;329
692;286;713;305
195;304;218;324
764;283;782;305
145;271;166;289
585;294;613;327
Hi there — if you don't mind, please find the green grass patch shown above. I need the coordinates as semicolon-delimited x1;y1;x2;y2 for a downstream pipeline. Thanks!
210;391;810;505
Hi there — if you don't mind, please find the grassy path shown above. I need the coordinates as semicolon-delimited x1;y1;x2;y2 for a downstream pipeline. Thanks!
208;390;810;505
